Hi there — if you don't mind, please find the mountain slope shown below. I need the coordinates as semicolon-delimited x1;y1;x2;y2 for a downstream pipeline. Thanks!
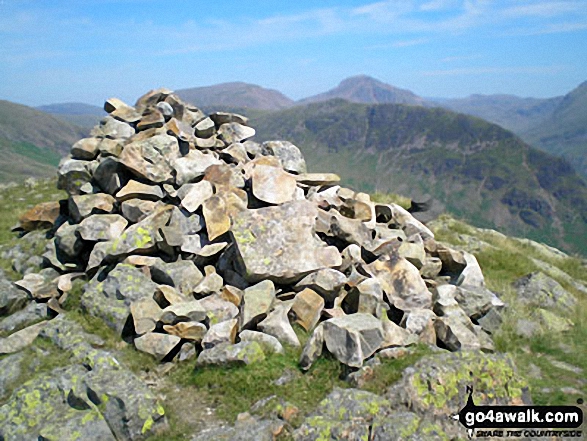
435;94;562;133
299;75;426;106
0;100;87;155
0;100;87;182
522;81;587;179
176;82;294;110
250;99;587;255
37;102;105;129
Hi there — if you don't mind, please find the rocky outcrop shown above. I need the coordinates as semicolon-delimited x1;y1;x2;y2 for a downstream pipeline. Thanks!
7;88;502;372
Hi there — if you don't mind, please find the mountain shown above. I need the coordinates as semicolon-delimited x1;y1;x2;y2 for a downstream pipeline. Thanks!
37;102;105;129
250;99;587;255
299;75;426;106
0;100;87;182
521;81;587;180
176;82;294;110
434;94;562;134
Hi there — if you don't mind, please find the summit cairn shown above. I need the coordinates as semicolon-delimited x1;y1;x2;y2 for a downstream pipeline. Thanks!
17;88;504;369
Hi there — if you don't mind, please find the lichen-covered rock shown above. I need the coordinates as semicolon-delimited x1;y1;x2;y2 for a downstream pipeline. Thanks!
119;134;180;183
241;280;275;329
196;341;266;366
261;140;306;174
231;200;342;283
151;260;203;296
293;388;392;441
190;414;279;441
239;330;284;355
81;264;158;335
513;271;577;313
0;269;28;317
387;351;530;438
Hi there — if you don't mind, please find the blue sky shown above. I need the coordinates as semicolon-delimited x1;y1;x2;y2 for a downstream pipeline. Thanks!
1;0;586;106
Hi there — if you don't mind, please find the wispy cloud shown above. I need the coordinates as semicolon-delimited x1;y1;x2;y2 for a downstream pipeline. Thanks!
501;1;585;18
441;54;482;62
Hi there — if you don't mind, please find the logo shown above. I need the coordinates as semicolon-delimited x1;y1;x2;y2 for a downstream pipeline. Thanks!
452;386;584;438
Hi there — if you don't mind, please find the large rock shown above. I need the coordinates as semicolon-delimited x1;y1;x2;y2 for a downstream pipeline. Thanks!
322;313;384;367
251;164;297;205
231;200;342;283
196;341;265;366
81;264;158;334
513;271;577;313
291;288;324;331
18;201;61;231
258;303;300;347
173;150;223;186
119;134;180;183
69;193;116;222
241;280;275;329
261;140;306;174
0;270;28;317
217;122;255;144
134;332;181;360
151;260;203;296
368;256;432;312
78;214;128;242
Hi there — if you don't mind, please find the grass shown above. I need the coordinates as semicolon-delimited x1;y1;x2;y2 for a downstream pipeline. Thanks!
430;214;587;406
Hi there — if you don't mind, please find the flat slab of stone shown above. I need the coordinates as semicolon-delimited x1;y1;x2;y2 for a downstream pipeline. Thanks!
231;200;342;283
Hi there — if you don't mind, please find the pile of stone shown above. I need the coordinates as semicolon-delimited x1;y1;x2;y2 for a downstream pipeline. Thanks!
11;88;504;369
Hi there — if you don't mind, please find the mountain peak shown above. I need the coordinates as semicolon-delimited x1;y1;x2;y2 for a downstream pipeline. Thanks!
299;75;425;106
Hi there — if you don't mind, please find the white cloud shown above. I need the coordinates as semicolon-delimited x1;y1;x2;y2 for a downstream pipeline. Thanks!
501;1;585;18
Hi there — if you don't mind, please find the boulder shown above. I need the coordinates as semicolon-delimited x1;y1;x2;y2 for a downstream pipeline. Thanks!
134;332;181;360
322;313;384;367
239;330;284;354
119;134;180;183
258;303;300;347
151;260;203;296
217;122;255;144
291;288;324;331
241;280;275;329
18;201;61;231
115;180;164;201
251;164;297;205
69;193;115;222
78;214;128;242
231;200;342;283
513;271;577;313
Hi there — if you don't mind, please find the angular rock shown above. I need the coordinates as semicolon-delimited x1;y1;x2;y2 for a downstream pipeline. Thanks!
217;122;255;144
299;323;324;371
69;193;115;222
291;288;324;331
151;260;203;296
80;264;157;334
0;321;46;354
159;301;207;325
119;134;180;183
121;199;159;223
78;214;128;242
368;256;432;312
261;140;306;174
195;117;215;138
57;158;92;195
231;200;342;283
14;272;59;300
163;321;207;341
196;341;265;366
0;273;29;316
116;180;164;201
173;150;222;186
0;301;48;333
239;330;284;355
202;195;232;240
202;318;238;349
18;201;61;231
71;137;101;160
241;280;275;329
258;303;300;347
323;313;384;367
200;294;239;324
180;180;214;213
457;251;485;287
91;115;135;139
210;111;249;126
295;173;340;186
130;297;162;335
251;164;297;205
295;268;347;301
381;316;415;348
134;332;181;360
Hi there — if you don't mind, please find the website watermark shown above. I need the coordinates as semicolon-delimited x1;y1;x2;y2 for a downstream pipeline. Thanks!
452;386;584;438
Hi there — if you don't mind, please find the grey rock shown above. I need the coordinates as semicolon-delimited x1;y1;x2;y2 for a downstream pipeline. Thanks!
323;313;384;367
134;332;181;360
120;199;160;223
190;415;277;441
202;318;238;349
299;323;324;370
258;303;300;347
69;193;116;222
513;271;577;313
81;264;158;334
0;321;46;354
196;341;265;366
241;280;275;329
173;150;222;186
261;140;306;174
119;134;180;183
239;330;284;354
54;222;83;257
116;180;164;201
57;158;92;195
71;137;101;160
210;111;249;126
159;300;207;325
217;122;255;144
294;268;347;300
93;157;124;194
0;270;28;317
0;301;48;333
91;115;134;139
78;214;128;242
231;200;342;283
151;260;203;296
195;117;216;138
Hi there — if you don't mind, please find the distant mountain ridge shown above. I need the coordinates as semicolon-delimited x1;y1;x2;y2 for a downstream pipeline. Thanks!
521;81;587;179
176;82;294;110
434;94;563;133
249;99;587;255
299;75;426;106
36;102;105;129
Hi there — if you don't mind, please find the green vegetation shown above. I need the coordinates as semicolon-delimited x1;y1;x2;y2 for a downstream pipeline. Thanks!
431;215;587;406
250;99;587;256
0;138;61;182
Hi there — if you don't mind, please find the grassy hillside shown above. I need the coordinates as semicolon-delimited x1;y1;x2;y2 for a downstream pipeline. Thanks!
250;99;587;255
522;81;587;180
0;138;61;182
0;100;87;155
37;102;105;129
